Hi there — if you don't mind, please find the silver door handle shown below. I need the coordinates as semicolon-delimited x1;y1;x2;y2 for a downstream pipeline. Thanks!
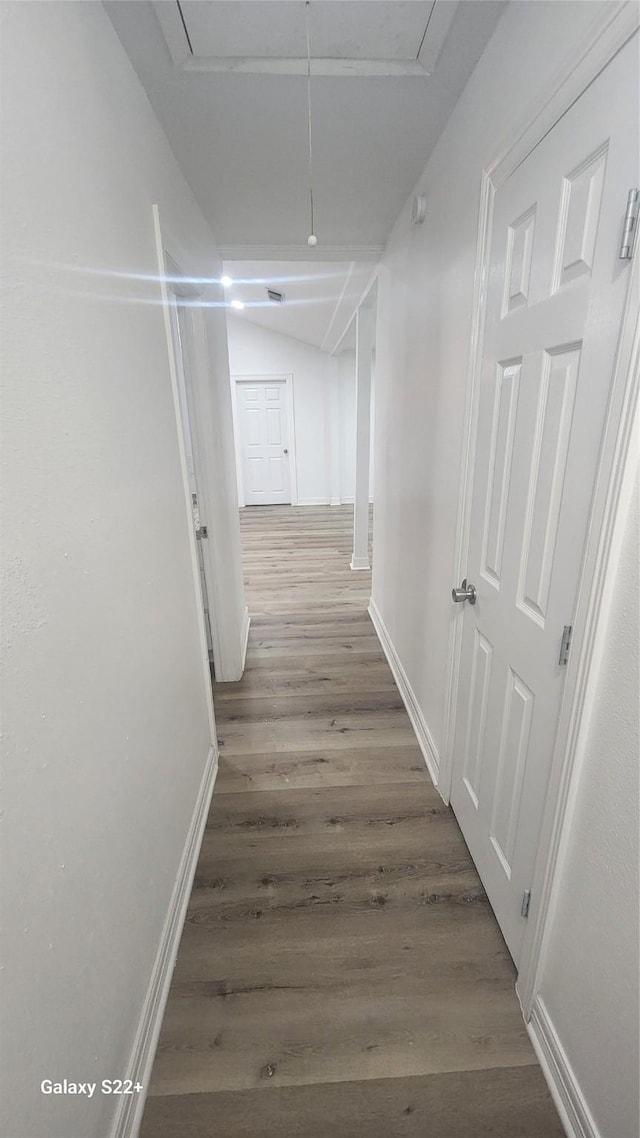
283;448;288;454
452;578;476;605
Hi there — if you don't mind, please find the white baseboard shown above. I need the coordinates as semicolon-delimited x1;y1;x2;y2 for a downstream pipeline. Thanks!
350;556;370;571
368;597;440;790
527;996;599;1138
296;497;331;506
240;605;251;673
110;745;218;1138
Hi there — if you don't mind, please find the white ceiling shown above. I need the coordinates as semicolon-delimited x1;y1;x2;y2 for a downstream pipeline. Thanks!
105;1;506;253
223;259;377;352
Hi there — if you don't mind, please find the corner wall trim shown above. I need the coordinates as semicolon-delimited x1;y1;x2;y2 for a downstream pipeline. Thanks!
528;996;600;1138
110;745;218;1138
240;606;251;674
368;597;441;792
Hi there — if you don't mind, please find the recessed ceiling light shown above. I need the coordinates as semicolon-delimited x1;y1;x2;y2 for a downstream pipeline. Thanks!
221;275;233;288
230;298;244;310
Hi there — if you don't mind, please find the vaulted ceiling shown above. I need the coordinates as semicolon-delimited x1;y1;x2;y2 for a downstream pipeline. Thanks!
222;259;378;352
105;1;506;257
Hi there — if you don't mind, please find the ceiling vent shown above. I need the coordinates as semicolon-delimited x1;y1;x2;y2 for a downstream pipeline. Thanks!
266;288;286;304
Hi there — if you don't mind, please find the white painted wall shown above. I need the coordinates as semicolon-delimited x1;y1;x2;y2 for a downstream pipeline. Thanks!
227;315;370;506
535;468;639;1138
371;3;638;1136
0;4;244;1137
338;352;357;501
338;350;375;503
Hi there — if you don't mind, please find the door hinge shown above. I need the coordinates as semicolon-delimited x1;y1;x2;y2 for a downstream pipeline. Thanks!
196;525;208;540
619;189;639;259
558;624;572;667
521;889;531;919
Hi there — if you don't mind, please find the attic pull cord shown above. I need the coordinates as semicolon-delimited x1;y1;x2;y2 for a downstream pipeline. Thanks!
306;1;317;246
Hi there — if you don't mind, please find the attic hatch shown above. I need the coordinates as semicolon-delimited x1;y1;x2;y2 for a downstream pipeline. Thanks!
266;288;286;304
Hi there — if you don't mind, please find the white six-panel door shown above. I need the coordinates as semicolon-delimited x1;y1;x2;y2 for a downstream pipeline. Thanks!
235;380;292;506
451;35;638;964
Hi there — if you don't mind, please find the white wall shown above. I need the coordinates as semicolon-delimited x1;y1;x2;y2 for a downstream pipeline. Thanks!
227;315;369;506
338;352;357;501
535;468;639;1138
338;350;375;504
0;4;243;1137
371;3;638;1136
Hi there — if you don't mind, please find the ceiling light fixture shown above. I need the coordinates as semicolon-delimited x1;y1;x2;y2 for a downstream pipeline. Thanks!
221;274;233;288
230;298;245;310
305;1;317;247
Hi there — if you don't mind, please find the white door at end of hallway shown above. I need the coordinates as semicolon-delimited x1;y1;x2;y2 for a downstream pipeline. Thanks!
236;380;291;505
450;34;638;966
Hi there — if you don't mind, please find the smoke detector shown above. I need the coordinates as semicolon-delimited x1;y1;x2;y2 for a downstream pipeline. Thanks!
266;288;286;303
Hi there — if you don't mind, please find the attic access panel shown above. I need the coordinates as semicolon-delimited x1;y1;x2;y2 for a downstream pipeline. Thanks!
181;1;432;60
155;1;458;75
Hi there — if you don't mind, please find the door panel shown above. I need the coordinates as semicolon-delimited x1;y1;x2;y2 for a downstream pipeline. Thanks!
236;380;291;505
554;145;608;290
451;35;638;963
518;344;581;623
482;360;520;586
489;665;533;879
462;629;493;807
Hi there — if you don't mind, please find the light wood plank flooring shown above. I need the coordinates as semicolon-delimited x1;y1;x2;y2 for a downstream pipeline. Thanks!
140;506;563;1137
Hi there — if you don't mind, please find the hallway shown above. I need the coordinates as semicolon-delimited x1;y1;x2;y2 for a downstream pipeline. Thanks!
140;507;563;1137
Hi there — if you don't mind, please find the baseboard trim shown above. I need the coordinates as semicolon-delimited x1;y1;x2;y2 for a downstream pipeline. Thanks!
296;497;331;506
527;995;599;1138
368;597;440;791
110;745;218;1138
350;556;370;571
240;605;251;674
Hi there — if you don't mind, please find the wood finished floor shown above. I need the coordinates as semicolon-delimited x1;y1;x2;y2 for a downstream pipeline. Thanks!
140;506;563;1137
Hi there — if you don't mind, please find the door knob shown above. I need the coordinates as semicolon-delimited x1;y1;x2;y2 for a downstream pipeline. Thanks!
283;448;288;454
452;578;477;605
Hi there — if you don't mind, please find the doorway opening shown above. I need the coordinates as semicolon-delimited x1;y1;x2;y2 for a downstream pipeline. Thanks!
223;258;379;609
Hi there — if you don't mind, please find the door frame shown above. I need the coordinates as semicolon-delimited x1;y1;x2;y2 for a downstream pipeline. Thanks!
438;2;639;1015
231;374;298;507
